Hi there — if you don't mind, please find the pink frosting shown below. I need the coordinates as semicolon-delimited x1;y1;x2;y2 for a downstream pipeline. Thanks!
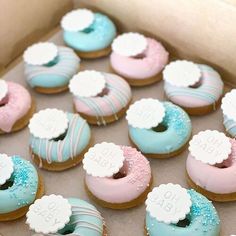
0;82;32;132
186;138;236;194
110;38;169;79
85;146;151;204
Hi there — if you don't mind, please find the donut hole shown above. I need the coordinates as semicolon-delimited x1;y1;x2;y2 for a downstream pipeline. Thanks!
0;96;9;107
0;179;14;190
215;160;232;169
132;53;146;59
113;160;129;179
113;171;127;179
44;56;59;67
97;87;110;97
176;217;191;227
58;225;75;235
52;129;68;141
152;123;168;132
189;79;202;89
83;27;94;34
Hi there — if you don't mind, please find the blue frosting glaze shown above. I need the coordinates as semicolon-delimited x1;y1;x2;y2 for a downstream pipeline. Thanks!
129;102;192;154
146;189;220;236
30;113;91;163
57;198;104;236
24;46;80;88
223;115;236;138
63;13;116;52
0;156;39;214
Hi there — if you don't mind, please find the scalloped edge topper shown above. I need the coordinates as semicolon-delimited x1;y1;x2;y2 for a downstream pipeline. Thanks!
23;42;58;66
163;60;201;87
83;142;125;178
61;9;95;32
145;183;192;224
126;98;165;129
26;195;72;234
28;108;69;139
69;70;106;97
112;32;148;57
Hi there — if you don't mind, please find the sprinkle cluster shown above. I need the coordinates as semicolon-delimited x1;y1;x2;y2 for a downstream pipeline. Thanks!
163;102;191;140
188;189;220;232
8;156;38;208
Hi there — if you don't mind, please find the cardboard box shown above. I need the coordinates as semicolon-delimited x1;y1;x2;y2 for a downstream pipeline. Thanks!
0;0;73;71
76;0;236;86
0;2;236;236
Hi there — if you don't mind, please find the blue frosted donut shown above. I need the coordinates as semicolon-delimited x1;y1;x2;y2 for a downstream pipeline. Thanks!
0;155;42;221
128;102;192;157
24;46;80;91
30;112;91;171
145;189;220;236
63;13;116;53
56;198;105;236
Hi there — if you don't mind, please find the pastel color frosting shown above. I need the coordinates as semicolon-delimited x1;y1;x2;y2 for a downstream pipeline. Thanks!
73;73;132;125
223;115;236;137
85;146;151;204
63;13;116;52
56;198;104;236
146;189;220;236
0;81;32;132
0;156;39;214
186;138;236;194
24;46;80;88
128;102;192;155
30;113;91;165
110;38;169;79
164;64;223;108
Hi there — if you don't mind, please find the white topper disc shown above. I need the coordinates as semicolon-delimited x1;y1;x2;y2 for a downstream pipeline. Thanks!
0;80;8;101
61;9;94;32
221;89;236;122
26;195;72;234
145;183;192;224
112;32;148;57
189;130;232;165
163;60;201;87
126;98;165;129
0;154;14;185
83;142;125;177
29;109;69;139
69;70;106;97
23;42;58;66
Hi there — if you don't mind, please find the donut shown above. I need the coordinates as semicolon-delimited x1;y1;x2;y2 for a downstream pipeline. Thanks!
145;184;220;236
0;81;35;134
83;143;152;209
24;43;80;94
126;99;192;158
29;109;91;171
163;61;224;115
221;89;236;137
69;70;132;126
0;154;44;221
110;33;169;86
61;9;117;59
187;130;236;202
26;195;106;236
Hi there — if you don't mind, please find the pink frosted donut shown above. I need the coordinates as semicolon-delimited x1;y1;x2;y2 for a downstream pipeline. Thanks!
85;146;152;209
110;38;169;86
186;138;236;201
0;81;33;133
